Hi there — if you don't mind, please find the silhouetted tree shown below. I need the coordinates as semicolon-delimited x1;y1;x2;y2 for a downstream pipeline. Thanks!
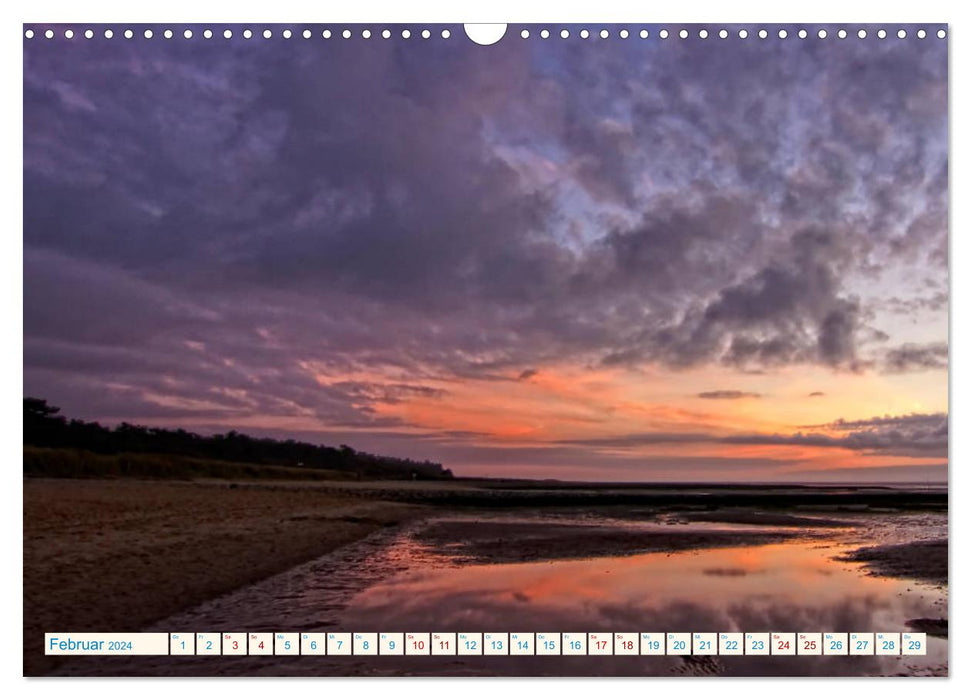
22;396;451;480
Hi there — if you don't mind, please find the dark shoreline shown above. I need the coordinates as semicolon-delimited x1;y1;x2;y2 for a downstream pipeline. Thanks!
250;480;948;511
415;518;806;564
839;539;948;587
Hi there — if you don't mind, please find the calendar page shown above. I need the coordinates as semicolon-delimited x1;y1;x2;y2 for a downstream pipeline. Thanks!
22;18;948;679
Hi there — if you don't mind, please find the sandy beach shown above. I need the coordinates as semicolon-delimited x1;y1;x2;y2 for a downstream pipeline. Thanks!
23;478;426;675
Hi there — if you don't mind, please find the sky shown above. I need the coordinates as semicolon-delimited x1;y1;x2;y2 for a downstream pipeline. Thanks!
23;25;948;482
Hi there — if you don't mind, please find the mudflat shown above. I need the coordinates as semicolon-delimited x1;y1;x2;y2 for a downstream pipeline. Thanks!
838;539;948;586
414;519;803;564
23;478;426;675
24;477;947;676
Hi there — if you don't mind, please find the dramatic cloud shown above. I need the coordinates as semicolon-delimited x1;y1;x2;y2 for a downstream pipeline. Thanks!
883;292;948;316
813;413;948;431
697;391;761;400
23;25;948;479
557;412;948;459
882;342;948;373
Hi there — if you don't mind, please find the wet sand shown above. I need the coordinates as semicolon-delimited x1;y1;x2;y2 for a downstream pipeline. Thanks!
677;510;854;528
414;519;804;564
23;478;426;675
25;477;948;677
49;509;948;677
838;539;948;586
906;618;948;638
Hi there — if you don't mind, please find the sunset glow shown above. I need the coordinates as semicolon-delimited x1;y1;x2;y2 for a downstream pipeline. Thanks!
24;27;947;482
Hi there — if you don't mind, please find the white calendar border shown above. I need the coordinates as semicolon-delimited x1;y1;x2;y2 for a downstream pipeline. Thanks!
3;0;963;698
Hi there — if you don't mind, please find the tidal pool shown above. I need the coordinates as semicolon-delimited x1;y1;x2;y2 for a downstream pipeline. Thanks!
58;512;948;676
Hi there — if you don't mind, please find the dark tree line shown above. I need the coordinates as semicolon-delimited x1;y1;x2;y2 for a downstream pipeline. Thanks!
23;397;453;480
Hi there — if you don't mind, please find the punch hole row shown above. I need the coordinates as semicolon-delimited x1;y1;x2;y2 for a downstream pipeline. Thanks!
517;27;946;40
24;26;948;41
23;27;457;41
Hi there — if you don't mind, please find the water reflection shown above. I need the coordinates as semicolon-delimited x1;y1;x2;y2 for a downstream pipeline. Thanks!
56;514;947;676
333;539;945;675
347;542;921;626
